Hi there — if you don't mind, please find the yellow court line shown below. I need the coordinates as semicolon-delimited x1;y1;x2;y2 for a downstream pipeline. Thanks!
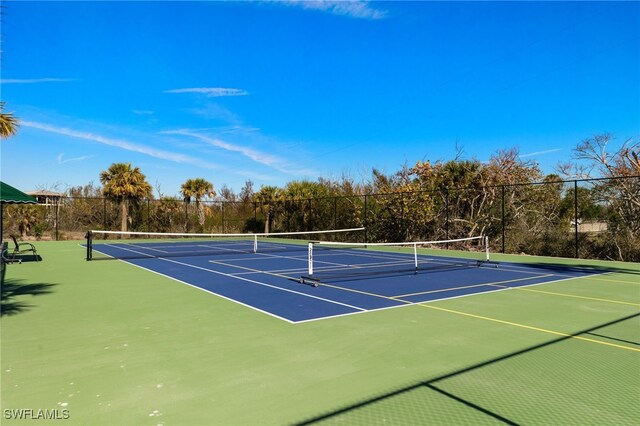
419;304;640;353
221;265;409;303
215;254;639;351
392;274;554;298
499;286;640;307
584;275;640;285
315;276;639;352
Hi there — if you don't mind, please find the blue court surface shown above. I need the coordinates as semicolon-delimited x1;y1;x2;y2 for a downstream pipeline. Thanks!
91;239;606;323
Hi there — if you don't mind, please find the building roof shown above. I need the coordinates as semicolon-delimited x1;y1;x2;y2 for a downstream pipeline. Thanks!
27;190;64;197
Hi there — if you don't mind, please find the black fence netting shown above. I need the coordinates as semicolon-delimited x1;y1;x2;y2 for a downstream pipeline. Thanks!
2;176;638;262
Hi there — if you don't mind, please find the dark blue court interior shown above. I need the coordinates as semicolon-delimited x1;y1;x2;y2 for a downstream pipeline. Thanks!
91;239;606;323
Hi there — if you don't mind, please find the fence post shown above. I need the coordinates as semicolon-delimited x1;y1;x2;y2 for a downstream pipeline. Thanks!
103;198;107;230
401;193;406;239
185;202;189;233
308;198;312;231
286;199;290;232
221;202;225;233
574;180;579;258
147;199;150;232
55;198;59;241
333;197;337;230
445;189;450;247
501;185;506;254
364;194;368;243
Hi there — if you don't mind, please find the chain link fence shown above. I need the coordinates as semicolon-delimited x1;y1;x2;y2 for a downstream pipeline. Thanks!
2;176;638;261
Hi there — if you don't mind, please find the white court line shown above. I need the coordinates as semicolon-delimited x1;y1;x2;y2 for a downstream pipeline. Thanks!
203;244;310;264
226;249;485;276
99;241;253;257
197;242;402;276
294;272;612;324
123;243;170;254
98;241;312;274
228;258;428;277
160;257;366;312
313;247;613;281
208;259;301;281
312;248;483;270
99;240;473;277
108;240;253;249
92;244;366;316
94;253;296;324
90;243;616;324
106;240;606;286
295;302;421;324
293;291;514;324
94;240;622;282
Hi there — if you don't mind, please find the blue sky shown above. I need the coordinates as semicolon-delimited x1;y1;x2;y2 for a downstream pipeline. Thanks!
1;1;638;196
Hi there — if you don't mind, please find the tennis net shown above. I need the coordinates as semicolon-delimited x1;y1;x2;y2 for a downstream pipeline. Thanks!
85;227;365;261
300;236;496;286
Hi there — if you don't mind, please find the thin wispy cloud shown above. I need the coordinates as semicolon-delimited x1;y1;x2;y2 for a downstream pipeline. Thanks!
162;129;312;176
57;153;94;164
164;87;249;97
519;148;562;158
23;121;219;170
278;1;387;20
132;110;155;115
162;129;281;166
1;78;75;84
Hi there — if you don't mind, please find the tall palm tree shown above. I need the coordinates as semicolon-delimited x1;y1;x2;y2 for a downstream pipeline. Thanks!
99;163;152;233
181;178;215;230
254;185;283;234
0;102;19;139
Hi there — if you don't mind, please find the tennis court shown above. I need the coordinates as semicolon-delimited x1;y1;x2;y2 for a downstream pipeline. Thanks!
2;233;638;425
86;231;609;323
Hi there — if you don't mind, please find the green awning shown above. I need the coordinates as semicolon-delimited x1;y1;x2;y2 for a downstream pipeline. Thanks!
0;181;37;204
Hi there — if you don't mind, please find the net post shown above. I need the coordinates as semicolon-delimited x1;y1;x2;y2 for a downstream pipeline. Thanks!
413;243;418;274
481;236;499;268
253;234;258;253
484;236;490;262
308;242;314;277
86;231;93;261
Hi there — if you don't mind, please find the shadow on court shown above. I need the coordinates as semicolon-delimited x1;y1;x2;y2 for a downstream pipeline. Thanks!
295;312;639;425
9;254;43;263
511;261;640;276
1;278;56;316
584;331;640;347
304;262;481;285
